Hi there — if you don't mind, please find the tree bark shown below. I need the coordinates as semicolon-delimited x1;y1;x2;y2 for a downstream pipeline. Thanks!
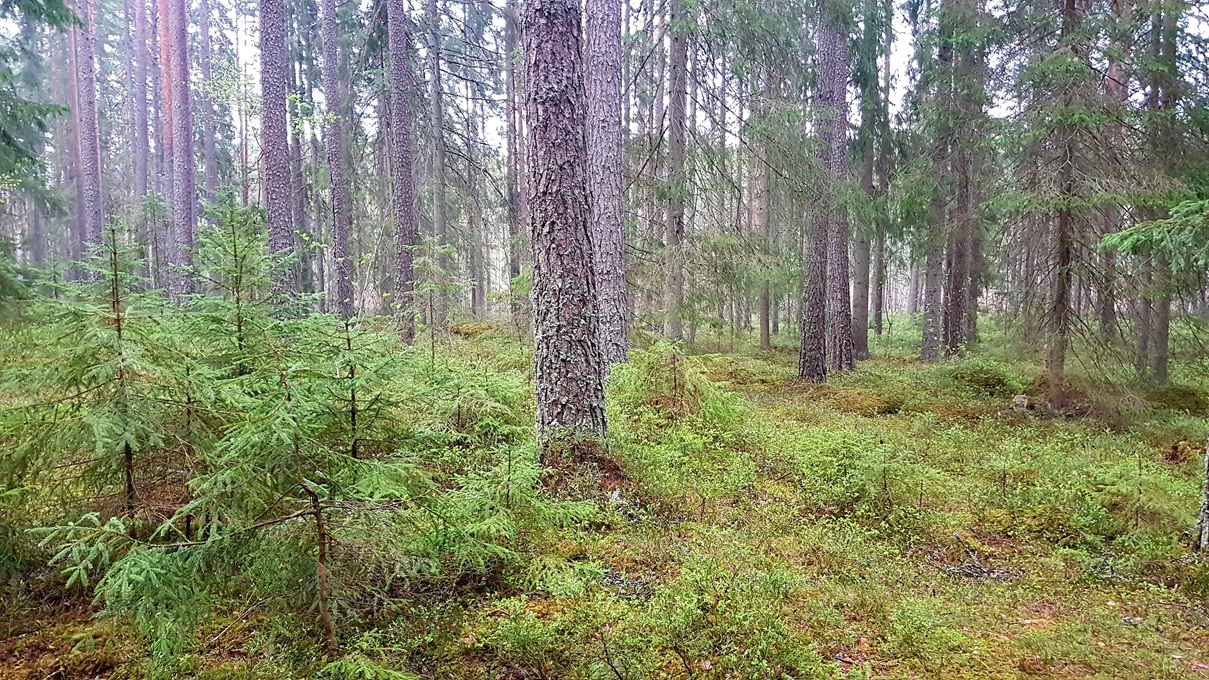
321;0;354;317
586;0;629;367
169;0;195;299
133;0;149;203
921;242;944;362
798;210;828;383
261;0;296;300
505;0;523;323
199;0;217;201
818;16;854;372
73;0;104;250
663;0;688;341
524;0;608;447
426;0;449;324
387;0;417;340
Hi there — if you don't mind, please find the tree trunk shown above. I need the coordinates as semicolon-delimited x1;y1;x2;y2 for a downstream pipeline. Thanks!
524;0;608;448
818;17;854;372
261;0;295;300
66;25;85;262
505;0;523;323
921;243;944;362
387;0;417;339
73;0;104;250
798;211;827;382
585;0;629;367
169;0;195;299
663;0;688;341
321;0;354;317
133;0;149;203
426;0;449;324
872;230;886;335
199;0;217;201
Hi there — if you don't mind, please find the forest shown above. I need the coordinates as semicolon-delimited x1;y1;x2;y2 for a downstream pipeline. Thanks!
1;0;1209;675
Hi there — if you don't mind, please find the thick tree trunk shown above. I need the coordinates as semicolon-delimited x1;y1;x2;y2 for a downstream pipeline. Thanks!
261;0;295;300
524;0;608;448
818;17;854;372
73;0;104;250
585;0;629;367
663;0;688;341
169;0;195;299
321;0;354;318
387;0;417;340
799;211;827;383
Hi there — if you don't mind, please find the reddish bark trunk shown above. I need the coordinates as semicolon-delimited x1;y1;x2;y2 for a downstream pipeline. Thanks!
524;0;608;446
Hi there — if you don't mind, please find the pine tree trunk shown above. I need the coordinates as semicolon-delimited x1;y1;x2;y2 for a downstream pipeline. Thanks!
261;0;296;300
387;0;417;340
73;0;104;250
504;0;523;324
818;17;854;372
585;0;629;367
426;0;449;324
871;230;886;334
133;0;149;203
320;0;354;317
199;0;217;201
663;0;688;341
799;211;828;383
921;243;944;362
66;26;86;262
524;0;607;448
169;0;195;299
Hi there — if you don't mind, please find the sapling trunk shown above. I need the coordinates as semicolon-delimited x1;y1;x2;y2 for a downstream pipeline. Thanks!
1196;430;1209;553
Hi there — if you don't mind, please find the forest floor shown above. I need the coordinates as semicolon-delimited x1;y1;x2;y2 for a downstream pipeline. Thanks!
4;322;1209;679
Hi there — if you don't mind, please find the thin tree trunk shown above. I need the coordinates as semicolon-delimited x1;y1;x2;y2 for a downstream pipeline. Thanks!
524;0;607;449
872;230;886;334
505;0;523;323
199;0;217;201
921;243;944;362
426;0;449;324
663;0;688;341
320;0;354;317
66;25;86;262
586;0;629;366
133;0;149;203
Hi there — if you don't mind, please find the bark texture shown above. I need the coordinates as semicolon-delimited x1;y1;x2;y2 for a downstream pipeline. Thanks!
199;0;217;200
74;0;104;249
663;0;688;341
524;0;608;444
585;0;629;367
169;0;195;298
818;17;854;372
321;0;354;317
261;0;296;299
798;212;827;383
133;0;149;202
387;0;417;340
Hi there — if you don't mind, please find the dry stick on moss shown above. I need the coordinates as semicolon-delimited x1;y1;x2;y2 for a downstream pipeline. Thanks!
1196;430;1209;553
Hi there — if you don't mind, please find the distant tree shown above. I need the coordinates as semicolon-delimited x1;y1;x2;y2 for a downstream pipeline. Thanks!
386;0;417;339
320;0;353;317
168;0;195;298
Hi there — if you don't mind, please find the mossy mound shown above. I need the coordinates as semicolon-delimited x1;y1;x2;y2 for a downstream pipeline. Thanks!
818;385;904;416
1145;384;1209;415
949;358;1023;397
